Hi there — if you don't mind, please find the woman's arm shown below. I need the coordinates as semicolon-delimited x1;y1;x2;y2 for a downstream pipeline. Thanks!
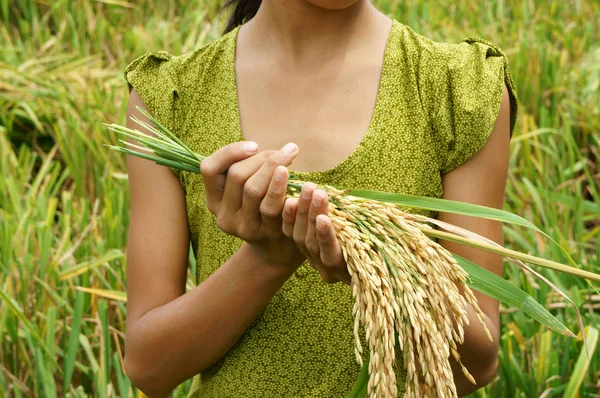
438;85;512;396
124;90;301;397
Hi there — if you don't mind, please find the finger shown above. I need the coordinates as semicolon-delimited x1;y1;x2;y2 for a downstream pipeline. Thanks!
282;198;298;238
242;143;298;229
292;182;316;251
305;189;328;259
259;165;289;238
316;215;343;266
221;150;275;215
316;214;350;284
200;141;258;209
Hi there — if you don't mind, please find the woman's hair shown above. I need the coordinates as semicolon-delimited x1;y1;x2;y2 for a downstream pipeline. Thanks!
222;0;262;34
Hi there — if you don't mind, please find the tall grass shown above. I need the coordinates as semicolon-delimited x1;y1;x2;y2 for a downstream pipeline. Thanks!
0;0;598;396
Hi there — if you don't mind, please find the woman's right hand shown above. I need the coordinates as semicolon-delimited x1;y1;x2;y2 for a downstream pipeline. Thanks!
200;141;306;270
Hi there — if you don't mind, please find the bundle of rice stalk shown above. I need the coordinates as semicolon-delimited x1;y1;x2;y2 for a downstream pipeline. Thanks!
105;107;600;398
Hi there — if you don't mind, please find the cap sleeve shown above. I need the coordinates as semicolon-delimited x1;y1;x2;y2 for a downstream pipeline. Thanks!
124;51;184;182
428;38;518;175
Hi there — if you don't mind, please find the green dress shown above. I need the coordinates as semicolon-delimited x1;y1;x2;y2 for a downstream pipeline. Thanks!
124;19;518;398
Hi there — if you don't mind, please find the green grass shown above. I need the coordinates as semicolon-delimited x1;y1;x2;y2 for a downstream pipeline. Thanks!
0;0;598;396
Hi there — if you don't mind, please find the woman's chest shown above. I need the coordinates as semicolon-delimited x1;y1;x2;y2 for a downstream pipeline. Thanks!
234;62;383;173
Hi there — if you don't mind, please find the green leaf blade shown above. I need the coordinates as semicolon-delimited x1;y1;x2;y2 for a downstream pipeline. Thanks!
348;189;541;232
563;326;599;398
454;254;575;338
346;356;370;398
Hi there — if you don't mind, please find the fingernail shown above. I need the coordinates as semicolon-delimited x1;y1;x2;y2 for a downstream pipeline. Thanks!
301;184;314;200
316;217;327;232
312;193;322;207
245;141;258;152
283;200;292;213
281;142;297;154
274;166;286;181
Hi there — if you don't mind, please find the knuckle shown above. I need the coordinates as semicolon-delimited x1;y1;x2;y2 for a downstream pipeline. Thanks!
297;202;309;214
244;181;263;200
306;241;319;255
281;205;294;222
215;216;229;233
206;201;217;215
322;255;342;269
281;212;292;224
238;224;253;241
260;203;280;219
267;182;282;198
293;235;305;248
266;155;279;168
320;255;337;268
199;160;214;177
316;227;328;241
227;164;246;184
262;150;276;159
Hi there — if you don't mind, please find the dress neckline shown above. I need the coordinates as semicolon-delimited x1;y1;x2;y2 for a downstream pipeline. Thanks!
227;19;399;179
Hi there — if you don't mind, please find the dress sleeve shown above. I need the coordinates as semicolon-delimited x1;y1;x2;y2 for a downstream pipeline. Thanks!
124;51;184;182
429;38;518;175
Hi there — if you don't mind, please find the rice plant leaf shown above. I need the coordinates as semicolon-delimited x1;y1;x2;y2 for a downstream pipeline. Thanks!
35;348;56;397
346;356;370;398
113;352;131;398
347;189;540;232
59;249;123;280
427;229;600;283
0;285;59;368
98;300;110;392
64;290;85;391
135;106;200;159
105;145;200;173
110;126;199;164
104;123;182;152
563;326;599;398
79;334;100;373
534;187;598;214
75;287;127;302
34;276;72;313
426;216;586;343
453;255;575;337
45;306;57;374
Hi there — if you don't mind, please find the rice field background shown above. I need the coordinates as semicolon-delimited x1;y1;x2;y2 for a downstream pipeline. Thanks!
1;0;599;397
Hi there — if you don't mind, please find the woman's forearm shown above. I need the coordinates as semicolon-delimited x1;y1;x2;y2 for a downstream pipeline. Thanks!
452;304;500;396
125;242;297;397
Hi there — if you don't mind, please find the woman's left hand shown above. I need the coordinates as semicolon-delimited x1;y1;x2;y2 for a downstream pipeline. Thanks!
282;182;351;285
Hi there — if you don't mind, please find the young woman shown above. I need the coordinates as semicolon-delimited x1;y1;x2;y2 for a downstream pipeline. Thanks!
122;1;517;396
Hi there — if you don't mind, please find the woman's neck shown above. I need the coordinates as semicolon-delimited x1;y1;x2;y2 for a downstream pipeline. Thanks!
244;0;387;63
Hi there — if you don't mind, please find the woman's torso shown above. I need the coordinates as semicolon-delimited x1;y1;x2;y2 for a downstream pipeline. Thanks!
183;20;432;397
124;16;518;397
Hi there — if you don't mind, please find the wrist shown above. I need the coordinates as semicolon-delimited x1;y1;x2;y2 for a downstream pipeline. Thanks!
241;242;300;281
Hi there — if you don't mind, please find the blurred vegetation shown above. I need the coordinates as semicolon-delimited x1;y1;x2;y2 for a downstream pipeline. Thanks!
0;0;598;396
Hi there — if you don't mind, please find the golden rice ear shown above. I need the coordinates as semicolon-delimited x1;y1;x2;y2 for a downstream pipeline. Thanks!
313;188;484;397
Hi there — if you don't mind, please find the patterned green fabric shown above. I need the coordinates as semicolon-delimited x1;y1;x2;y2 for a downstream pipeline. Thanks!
124;19;517;398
